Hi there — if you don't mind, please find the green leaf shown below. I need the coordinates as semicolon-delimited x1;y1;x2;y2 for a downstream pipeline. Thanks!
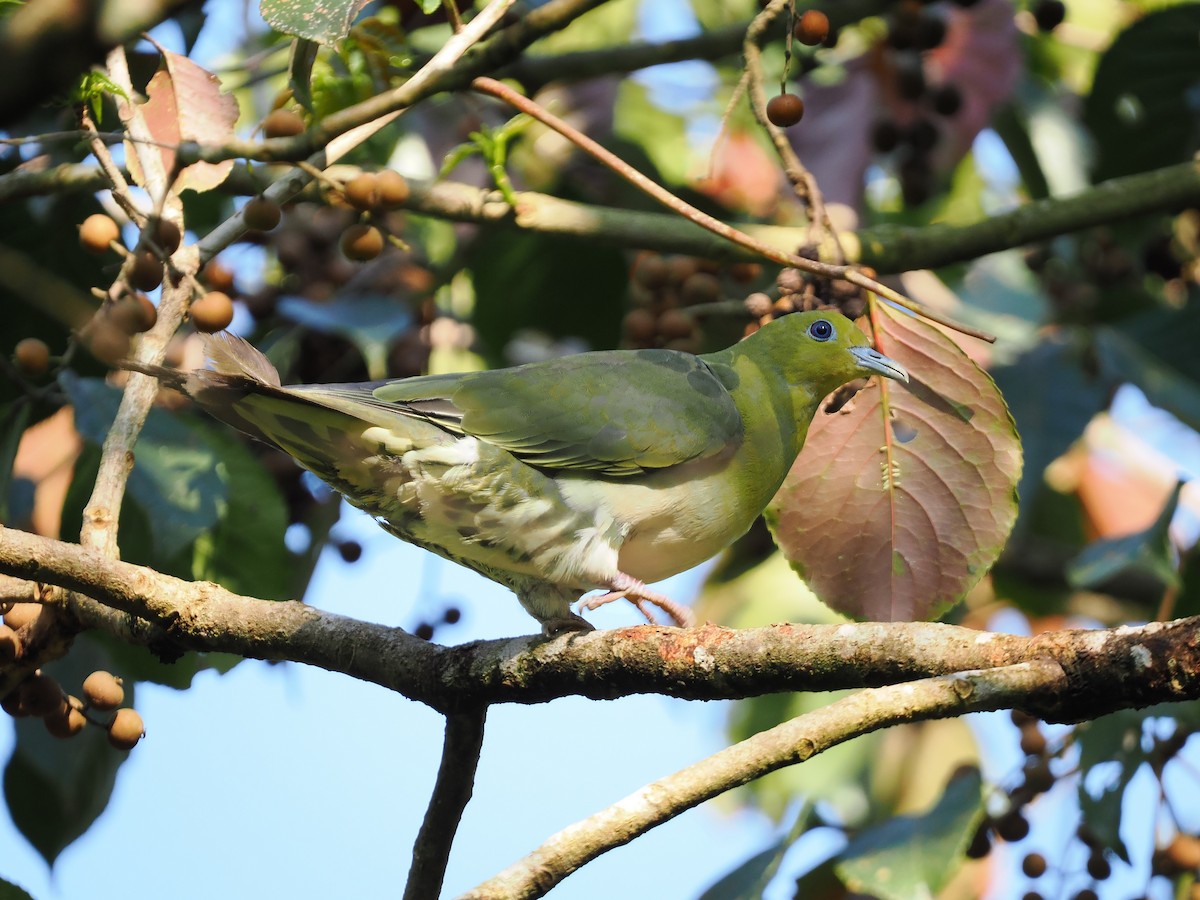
288;38;321;111
261;0;370;45
1075;709;1155;862
0;878;36;900
63;374;227;559
3;636;128;865
769;304;1023;622
992;331;1108;545
1066;481;1182;591
835;767;985;900
1095;328;1200;434
416;0;440;14
1084;5;1200;182
190;417;295;601
698;805;813;900
277;295;412;380
0;399;31;523
466;231;626;363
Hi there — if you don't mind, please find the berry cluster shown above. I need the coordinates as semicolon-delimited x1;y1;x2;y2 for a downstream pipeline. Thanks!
622;254;762;352
1;604;143;750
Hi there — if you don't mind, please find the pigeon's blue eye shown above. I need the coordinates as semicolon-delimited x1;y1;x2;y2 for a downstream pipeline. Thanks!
808;319;834;342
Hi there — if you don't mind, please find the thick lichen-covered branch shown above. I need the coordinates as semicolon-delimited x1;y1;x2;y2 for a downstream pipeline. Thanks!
2;527;1198;721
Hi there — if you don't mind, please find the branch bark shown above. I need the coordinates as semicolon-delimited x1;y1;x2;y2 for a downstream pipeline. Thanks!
2;527;1198;720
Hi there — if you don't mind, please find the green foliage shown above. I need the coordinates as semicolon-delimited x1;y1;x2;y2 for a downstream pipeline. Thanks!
1084;5;1200;182
835;767;985;900
3;638;127;865
260;0;370;46
70;71;127;124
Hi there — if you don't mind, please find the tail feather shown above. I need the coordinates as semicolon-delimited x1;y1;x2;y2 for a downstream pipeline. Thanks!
202;333;282;387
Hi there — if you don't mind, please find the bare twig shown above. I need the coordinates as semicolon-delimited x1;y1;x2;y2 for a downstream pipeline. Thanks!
463;659;1065;899
741;3;844;261
471;77;992;343
405;708;489;900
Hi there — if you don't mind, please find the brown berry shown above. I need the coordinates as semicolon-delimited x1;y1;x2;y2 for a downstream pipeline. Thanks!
1023;760;1054;794
931;84;963;117
201;261;236;292
82;670;125;711
1072;891;1097;900
622;309;657;344
1166;834;1200;871
340;223;384;261
1033;0;1065;31
107;707;144;750
871;119;901;153
996;811;1030;842
376;170;410;208
681;271;721;305
20;672;64;717
766;93;805;127
86;319;130;365
1019;724;1047;756
45;699;86;738
666;256;699;284
965;822;991;859
80;213;121;254
130;249;163;292
109;294;156;334
344;173;379;211
151;217;181;254
1086;852;1111;880
14;337;50;376
1;690;26;718
658;308;694;340
3;603;40;630
244;196;282;232
191;291;235;333
1022;852;1047;878
634;254;670;289
414;622;435;640
794;9;830;45
0;623;19;663
337;540;362;563
443;607;461;624
262;108;305;138
729;262;761;283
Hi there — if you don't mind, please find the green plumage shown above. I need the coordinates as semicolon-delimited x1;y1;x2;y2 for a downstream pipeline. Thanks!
130;310;907;634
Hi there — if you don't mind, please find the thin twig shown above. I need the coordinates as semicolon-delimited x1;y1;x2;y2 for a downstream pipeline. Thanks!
463;660;1066;899
741;8;845;261
471;77;993;343
405;708;488;900
79;109;144;224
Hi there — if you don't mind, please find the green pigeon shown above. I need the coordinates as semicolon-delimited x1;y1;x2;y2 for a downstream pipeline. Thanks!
126;310;907;634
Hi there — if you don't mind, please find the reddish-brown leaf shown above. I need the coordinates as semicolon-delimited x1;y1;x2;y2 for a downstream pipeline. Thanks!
125;45;238;194
767;301;1021;621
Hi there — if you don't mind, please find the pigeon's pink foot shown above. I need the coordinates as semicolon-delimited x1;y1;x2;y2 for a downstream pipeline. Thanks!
579;573;695;627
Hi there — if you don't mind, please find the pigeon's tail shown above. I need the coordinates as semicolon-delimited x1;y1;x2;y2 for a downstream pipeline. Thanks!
200;332;282;387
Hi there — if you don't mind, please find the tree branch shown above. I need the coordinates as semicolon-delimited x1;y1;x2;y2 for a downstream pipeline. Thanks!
1;527;1198;720
464;659;1064;899
405;708;489;900
388;160;1200;274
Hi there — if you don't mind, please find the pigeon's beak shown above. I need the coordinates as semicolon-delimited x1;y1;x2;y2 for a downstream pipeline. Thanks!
849;346;909;383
